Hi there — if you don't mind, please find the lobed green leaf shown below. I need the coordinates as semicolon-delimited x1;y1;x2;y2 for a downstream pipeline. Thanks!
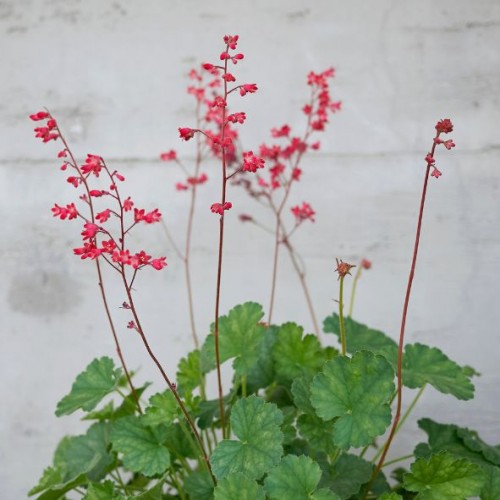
56;357;121;416
273;323;325;383
264;455;338;500
323;314;397;368
111;416;170;477
214;472;265;499
403;343;475;400
201;302;265;376
310;351;394;449
210;395;283;480
404;451;485;499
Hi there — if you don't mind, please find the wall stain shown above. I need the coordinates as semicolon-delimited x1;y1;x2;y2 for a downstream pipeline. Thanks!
8;271;80;316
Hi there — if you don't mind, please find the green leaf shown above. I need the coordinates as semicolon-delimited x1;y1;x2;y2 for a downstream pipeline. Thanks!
54;422;114;482
214;472;265;499
184;470;214;500
416;418;500;469
113;383;151;420
29;473;88;500
457;428;500;466
210;395;283;480
403;343;475;400
404;452;485;499
291;375;316;415
321;453;373;499
29;467;64;496
201;302;265;376
111;416;170;476
82;401;116;421
177;349;203;396
377;494;403;500
323;314;397;368
56;357;121;416
310;351;394;449
481;465;500;500
272;323;325;383
296;414;336;455
142;390;179;427
280;406;297;445
164;423;198;459
246;325;278;390
83;481;126;500
131;481;165;499
264;455;337;500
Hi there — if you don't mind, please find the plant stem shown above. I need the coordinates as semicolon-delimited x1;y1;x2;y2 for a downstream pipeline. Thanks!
338;276;347;355
370;385;426;464
282;235;320;336
381;453;414;468
348;265;363;318
213;50;230;438
364;141;437;496
55;124;141;413
123;281;214;483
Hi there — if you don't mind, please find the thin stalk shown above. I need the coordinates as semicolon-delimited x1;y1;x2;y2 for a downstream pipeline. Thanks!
55;122;141;413
382;453;414;468
363;133;439;497
122;280;214;483
370;385;427;464
212;50;230;438
267;88;315;324
282;234;320;336
348;265;363;318
338;276;347;355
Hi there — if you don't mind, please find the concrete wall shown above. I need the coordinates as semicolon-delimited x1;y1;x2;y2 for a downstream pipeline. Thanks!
2;0;499;496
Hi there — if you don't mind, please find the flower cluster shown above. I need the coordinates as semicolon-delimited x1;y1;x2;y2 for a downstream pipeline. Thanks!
30;110;167;273
426;118;455;178
291;202;316;223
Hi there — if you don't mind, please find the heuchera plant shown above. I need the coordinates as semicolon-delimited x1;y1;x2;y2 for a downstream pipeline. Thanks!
29;35;499;500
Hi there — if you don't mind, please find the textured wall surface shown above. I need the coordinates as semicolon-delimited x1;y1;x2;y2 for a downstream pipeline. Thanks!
2;0;500;497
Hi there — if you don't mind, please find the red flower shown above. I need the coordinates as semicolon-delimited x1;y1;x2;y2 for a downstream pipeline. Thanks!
160;150;177;161
29;111;49;121
101;239;116;253
151;257;167;270
271;125;291;138
112;249;132;265
51;203;78;220
361;259;372;270
239;83;258;96
179;127;195;141
210;202;232;215
291;202;316;223
66;176;80;188
81;223;100;240
223;34;239;49
96;209;111;223
435;119;453;134
81;154;103;177
134;208;145;222
242;151;265;173
130;250;151;269
425;153;435;166
176;182;188;191
123;197;133;211
143;208;162;224
431;168;442;178
443;140;455;150
74;242;102;260
227;112;246;124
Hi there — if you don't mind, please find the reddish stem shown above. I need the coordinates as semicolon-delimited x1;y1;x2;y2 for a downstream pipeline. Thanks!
55;124;141;413
213;50;230;437
367;132;441;494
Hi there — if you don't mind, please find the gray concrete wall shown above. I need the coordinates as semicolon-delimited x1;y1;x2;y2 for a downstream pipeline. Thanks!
2;1;499;497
